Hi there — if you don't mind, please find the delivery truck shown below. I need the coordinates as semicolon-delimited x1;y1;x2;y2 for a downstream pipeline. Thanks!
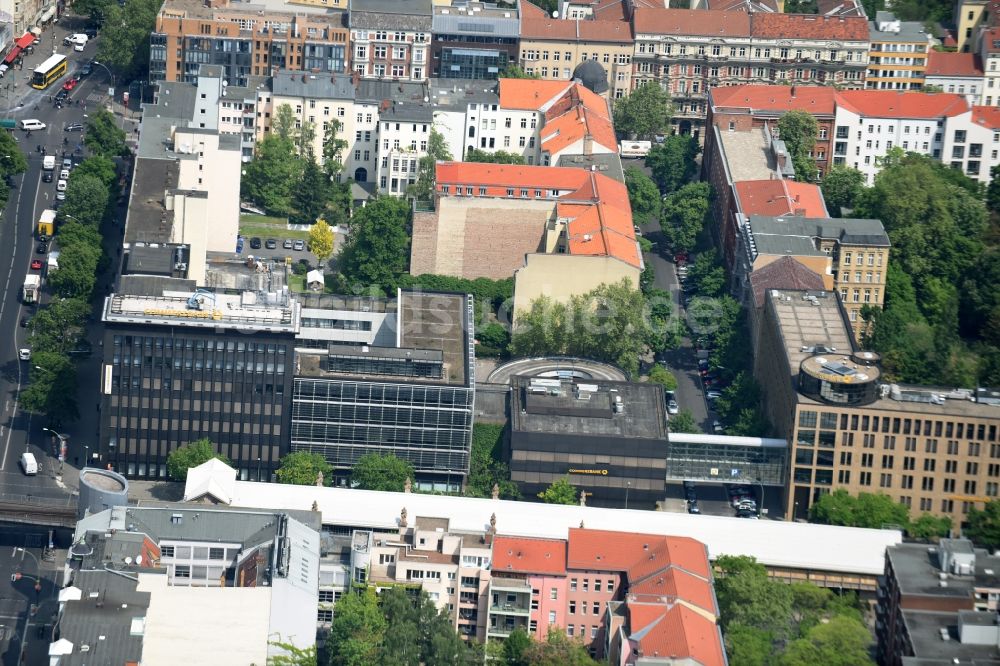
22;274;39;303
37;209;56;237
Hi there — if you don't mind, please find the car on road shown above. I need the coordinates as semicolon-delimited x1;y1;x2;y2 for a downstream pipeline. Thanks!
667;399;679;415
55;89;68;101
59;169;70;181
56;179;67;192
249;237;262;249
18;348;31;361
42;171;53;183
80;62;93;76
64;122;84;132
20;316;29;327
62;158;73;170
30;259;42;270
705;390;723;400
265;238;277;249
687;501;701;514
293;239;305;251
283;238;293;249
19;119;45;131
62;78;79;91
37;242;48;253
712;420;725;434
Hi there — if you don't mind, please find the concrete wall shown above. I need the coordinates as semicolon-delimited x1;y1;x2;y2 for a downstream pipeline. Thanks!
512;254;640;317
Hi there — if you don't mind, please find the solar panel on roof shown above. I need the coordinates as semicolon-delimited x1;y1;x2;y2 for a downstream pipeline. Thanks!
458;21;494;32
825;362;856;376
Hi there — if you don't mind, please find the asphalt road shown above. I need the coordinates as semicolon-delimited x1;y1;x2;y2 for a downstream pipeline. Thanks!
0;22;111;502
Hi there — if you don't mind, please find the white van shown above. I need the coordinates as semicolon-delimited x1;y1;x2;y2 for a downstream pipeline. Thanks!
42;155;55;171
20;452;38;475
67;34;87;51
19;119;45;131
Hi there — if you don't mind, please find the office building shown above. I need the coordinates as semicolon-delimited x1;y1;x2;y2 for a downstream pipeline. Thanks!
877;538;1000;666
152;0;349;85
736;214;890;341
290;290;476;492
754;287;1000;524
349;0;432;81
508;376;668;509
924;51;986;106
431;0;520;80
865;12;932;91
50;504;320;665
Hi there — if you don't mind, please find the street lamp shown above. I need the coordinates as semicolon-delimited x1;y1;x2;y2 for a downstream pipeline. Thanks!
256;457;262;481
625;481;631;510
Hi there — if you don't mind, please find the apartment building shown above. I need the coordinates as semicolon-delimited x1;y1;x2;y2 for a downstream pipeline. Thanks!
925;51;986;105
754;287;1000;524
349;0;432;81
737;214;889;342
865;11;932;91
53;504;320;664
431;0;520;80
152;0;349;85
956;0;992;53
489;536;568;641
517;0;636;100
877;538;1000;666
982;28;1000;107
631;8;867;139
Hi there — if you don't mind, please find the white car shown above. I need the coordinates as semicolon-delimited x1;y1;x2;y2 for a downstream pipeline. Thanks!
706;390;723;400
59;169;70;181
56;179;67;192
712;420;725;434
667;400;679;415
18;348;31;361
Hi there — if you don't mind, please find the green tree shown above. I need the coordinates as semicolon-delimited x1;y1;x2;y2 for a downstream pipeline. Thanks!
777;111;818;182
337;196;411;292
0;132;28;179
500;627;531;666
95;0;160;81
660;182;710;254
537;476;578;505
668;409;699;433
724;625;775;666
647;364;678;390
499;64;541;79
308;218;336;265
61;174;110;226
908;513;953;541
809;489;910;529
614;82;672;140
624;167;661;226
322;118;349;184
351;453;415;492
19;351;78;425
242;133;302;216
966;500;1000;550
72;0;115;24
475;322;511;357
84;109;128;158
466;423;519;499
166;439;229;481
71;155;117;189
715;555;794;638
28;297;90;355
408;129;452;202
521;627;600;666
820;166;865;217
267;641;318;666
780;616;874;666
378;587;422;666
291;158;330;226
988;165;1000;217
328;589;386;666
48;242;101;299
275;451;334;486
645;134;699;194
465;148;526;164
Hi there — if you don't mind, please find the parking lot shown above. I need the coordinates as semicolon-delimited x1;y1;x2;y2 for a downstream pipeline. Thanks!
662;481;787;520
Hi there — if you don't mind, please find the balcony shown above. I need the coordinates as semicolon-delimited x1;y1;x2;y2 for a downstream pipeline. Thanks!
490;603;531;617
488;618;528;639
490;577;530;593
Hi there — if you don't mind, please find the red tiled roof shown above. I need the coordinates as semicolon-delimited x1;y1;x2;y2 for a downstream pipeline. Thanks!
567;528;711;579
498;78;575;111
519;0;549;19
749;256;826;307
709;85;838;115
735;180;828;218
520;15;634;42
633;7;750;37
836;90;969;118
972;105;1000;129
925;51;983;77
749;12;868;40
628;565;717;615
492;536;567;576
541;104;616;155
630;604;726;666
435;162;590;190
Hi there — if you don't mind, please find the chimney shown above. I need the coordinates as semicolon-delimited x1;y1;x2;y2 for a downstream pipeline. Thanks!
790;85;797;98
583;133;594;156
794;208;806;216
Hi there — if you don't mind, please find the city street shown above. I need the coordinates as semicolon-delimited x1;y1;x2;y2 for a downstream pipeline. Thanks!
0;20;117;503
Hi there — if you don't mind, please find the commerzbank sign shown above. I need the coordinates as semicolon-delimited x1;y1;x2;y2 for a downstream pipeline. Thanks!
568;468;608;475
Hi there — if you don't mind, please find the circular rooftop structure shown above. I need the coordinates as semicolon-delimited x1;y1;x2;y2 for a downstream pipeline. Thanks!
486;356;627;385
798;352;881;406
78;467;129;520
572;60;609;95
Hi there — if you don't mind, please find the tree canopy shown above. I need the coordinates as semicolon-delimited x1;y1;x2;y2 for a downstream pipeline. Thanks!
777;111;818;183
336;196;411;293
95;0;161;81
820;166;865;217
613;82;672;141
499;64;541;79
409;129;452;202
660;182;710;255
308;219;335;265
667;409;699;434
645;135;699;194
276;451;334;486
20;350;79;426
465;148;526;165
351;453;415;492
466;424;520;500
967;500;1000;551
85;109;128;158
625;167;661;226
166;439;229;481
537;476;578;505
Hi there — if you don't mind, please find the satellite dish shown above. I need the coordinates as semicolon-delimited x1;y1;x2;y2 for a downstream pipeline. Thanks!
222;80;229;87
135;555;143;565
552;10;558;17
124;556;133;565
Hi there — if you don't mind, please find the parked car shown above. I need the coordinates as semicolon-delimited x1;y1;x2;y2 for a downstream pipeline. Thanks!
712;420;725;434
674;253;688;264
282;238;293;249
687;501;701;515
705;390;722;400
736;508;758;519
265;238;277;249
293;239;305;251
80;62;93;76
667;399;679;415
633;225;643;236
249;237;262;249
42;172;52;183
37;242;48;254
62;158;73;170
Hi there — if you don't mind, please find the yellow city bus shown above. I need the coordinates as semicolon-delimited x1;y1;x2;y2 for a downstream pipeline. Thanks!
31;54;67;90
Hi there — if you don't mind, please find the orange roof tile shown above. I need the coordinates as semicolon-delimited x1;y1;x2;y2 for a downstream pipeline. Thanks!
566;528;711;579
925;51;983;77
519;0;548;19
709;84;838;115
632;604;726;666
750;12;868;40
633;7;750;36
836;90;969;118
541;105;617;156
972;105;1000;129
435;162;591;190
520;15;634;42
628;568;717;615
734;180;828;218
492;536;568;576
498;78;575;111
